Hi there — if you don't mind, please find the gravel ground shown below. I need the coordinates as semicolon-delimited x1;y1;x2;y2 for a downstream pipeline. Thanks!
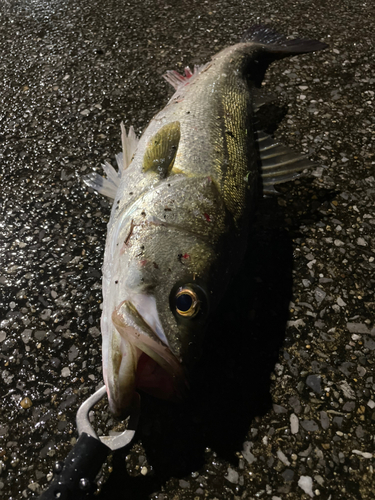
0;0;374;499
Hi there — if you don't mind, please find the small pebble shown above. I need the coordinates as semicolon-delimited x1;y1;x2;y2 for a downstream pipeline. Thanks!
290;413;299;434
347;322;371;334
314;288;326;304
89;327;101;338
364;337;375;350
61;367;70;377
242;441;256;464
21;329;32;344
179;480;190;488
339;380;356;399
357;237;367;246
225;467;239;484
301;420;319;432
352;450;373;459
20;397;32;409
273;404;287;414
28;483;42;494
277;450;290;466
306;375;322;394
343;402;355;412
298;475;314;497
281;469;294;482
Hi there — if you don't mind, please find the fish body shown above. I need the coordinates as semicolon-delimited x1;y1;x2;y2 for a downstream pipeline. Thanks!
84;26;327;415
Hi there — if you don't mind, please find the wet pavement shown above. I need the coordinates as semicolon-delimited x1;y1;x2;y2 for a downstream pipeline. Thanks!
0;0;374;498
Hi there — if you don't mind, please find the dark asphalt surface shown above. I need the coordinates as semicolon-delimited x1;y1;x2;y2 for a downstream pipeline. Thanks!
1;0;374;499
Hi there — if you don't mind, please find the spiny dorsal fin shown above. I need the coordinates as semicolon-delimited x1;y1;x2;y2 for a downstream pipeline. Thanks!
82;124;139;200
121;123;139;170
82;160;121;199
143;121;180;178
257;130;317;192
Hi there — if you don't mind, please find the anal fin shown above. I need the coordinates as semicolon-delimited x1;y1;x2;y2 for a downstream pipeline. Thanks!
252;88;277;112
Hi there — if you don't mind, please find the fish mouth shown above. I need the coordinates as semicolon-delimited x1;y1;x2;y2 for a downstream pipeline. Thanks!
109;299;187;416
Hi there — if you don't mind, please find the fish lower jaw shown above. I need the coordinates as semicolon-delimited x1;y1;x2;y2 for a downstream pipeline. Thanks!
107;348;180;417
108;324;188;416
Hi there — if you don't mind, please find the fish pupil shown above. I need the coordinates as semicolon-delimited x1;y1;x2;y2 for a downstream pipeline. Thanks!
176;293;193;312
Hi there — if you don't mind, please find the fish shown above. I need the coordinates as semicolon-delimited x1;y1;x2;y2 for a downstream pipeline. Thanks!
83;25;328;416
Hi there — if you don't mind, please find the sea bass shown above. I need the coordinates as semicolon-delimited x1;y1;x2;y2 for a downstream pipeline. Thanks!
84;26;327;416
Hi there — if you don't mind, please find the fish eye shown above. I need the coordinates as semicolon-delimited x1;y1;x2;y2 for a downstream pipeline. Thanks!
175;287;200;318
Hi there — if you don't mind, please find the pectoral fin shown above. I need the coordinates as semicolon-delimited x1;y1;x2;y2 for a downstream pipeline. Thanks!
143;121;181;178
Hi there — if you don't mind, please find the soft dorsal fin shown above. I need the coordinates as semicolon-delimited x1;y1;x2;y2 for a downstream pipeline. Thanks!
143;121;180;178
163;65;207;91
257;130;317;195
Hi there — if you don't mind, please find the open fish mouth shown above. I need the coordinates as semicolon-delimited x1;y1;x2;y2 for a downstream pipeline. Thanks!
108;298;187;416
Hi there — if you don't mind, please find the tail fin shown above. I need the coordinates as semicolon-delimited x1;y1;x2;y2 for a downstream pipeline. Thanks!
242;25;328;54
242;25;328;86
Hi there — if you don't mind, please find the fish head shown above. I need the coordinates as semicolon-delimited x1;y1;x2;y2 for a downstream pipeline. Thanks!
102;220;217;416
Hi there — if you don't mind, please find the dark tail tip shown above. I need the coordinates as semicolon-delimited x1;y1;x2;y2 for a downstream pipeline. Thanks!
241;25;328;54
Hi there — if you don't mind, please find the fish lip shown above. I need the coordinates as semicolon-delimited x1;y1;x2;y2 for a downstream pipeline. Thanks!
110;299;188;412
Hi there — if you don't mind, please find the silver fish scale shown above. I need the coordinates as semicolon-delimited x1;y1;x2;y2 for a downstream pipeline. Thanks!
112;43;261;235
101;43;262;366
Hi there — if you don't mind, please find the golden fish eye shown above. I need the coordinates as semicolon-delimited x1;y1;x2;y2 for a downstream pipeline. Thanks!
175;287;200;318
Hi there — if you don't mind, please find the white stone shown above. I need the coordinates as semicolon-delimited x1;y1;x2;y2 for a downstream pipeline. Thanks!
357;237;367;246
334;239;344;246
298;475;314;497
277;450;290;466
225;467;239;484
339;380;355;399
352;450;373;459
61;367;70;377
290;413;299;434
242;441;256;464
21;329;32;344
